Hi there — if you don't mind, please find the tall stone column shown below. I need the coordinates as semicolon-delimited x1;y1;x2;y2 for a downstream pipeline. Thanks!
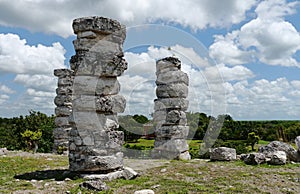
68;16;127;172
153;57;191;160
53;69;74;154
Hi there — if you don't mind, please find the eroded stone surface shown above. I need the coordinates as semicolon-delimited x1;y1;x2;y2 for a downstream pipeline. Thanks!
53;69;74;154
153;57;190;160
210;147;237;161
69;16;127;172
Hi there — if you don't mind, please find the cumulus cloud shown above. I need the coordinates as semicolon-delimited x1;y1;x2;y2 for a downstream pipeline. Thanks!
0;33;66;117
226;77;300;119
0;0;257;37
122;45;239;117
209;0;300;67
0;33;66;74
122;45;300;120
0;83;15;94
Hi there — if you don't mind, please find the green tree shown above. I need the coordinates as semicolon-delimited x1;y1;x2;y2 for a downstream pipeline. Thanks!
247;132;260;151
21;129;42;153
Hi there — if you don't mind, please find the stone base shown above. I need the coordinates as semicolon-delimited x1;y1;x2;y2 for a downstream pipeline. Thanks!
151;149;190;160
81;167;138;181
69;153;124;172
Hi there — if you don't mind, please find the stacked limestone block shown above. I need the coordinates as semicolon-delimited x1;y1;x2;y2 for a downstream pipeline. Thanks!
153;57;191;160
53;69;74;154
68;16;127;172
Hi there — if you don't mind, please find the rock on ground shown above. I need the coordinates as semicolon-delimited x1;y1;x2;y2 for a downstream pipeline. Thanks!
210;147;236;161
80;180;108;191
268;151;287;165
244;153;266;165
258;141;300;162
134;189;155;194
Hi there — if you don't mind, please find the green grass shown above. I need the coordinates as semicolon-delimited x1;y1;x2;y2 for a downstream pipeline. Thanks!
1;152;300;193
258;140;270;145
0;153;82;193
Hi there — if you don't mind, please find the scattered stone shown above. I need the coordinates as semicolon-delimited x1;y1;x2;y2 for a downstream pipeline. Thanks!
258;141;300;162
80;180;108;191
0;148;8;156
122;167;139;180
244;153;266;165
134;189;155;194
151;184;160;189
82;170;124;181
179;151;192;160
268;151;287;165
210;147;237;161
160;168;167;173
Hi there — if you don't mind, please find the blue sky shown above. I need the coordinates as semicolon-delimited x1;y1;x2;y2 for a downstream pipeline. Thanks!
0;0;299;120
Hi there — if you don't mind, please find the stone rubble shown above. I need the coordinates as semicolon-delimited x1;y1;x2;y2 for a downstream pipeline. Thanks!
258;140;300;162
244;153;266;165
153;57;190;160
268;151;287;165
68;16;127;172
53;69;74;154
210;147;237;161
134;189;155;194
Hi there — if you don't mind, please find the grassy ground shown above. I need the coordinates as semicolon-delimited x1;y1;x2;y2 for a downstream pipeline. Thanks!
1;151;300;193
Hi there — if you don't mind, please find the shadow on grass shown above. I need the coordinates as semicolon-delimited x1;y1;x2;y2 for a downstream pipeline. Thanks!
14;169;81;181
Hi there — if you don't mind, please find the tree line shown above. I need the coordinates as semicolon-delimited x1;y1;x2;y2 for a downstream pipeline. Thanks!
0;111;299;153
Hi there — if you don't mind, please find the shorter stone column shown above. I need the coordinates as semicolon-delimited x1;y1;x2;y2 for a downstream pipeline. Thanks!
153;57;191;160
53;69;74;154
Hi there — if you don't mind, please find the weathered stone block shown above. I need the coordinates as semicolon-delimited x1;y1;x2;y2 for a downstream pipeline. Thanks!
58;77;73;86
72;95;126;113
156;57;181;71
55;106;72;116
95;95;126;113
54;95;72;106
154;139;189;153
156;83;188;98
155;126;189;139
55;117;70;127
73;76;120;96
165;110;187;125
70;152;123;172
70;111;106;131
56;86;73;95
210;147;237;161
244;153;266;165
156;71;189;85
77;31;98;39
154;98;189;111
268;151;287;165
54;69;74;78
70;52;127;76
72;16;125;37
73;38;122;56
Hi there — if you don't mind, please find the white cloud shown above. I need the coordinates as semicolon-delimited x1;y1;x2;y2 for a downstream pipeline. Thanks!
0;94;9;105
0;33;66;74
226;77;300;119
209;0;300;67
123;45;300;120
0;33;66;117
0;83;15;94
0;0;257;37
14;74;57;92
